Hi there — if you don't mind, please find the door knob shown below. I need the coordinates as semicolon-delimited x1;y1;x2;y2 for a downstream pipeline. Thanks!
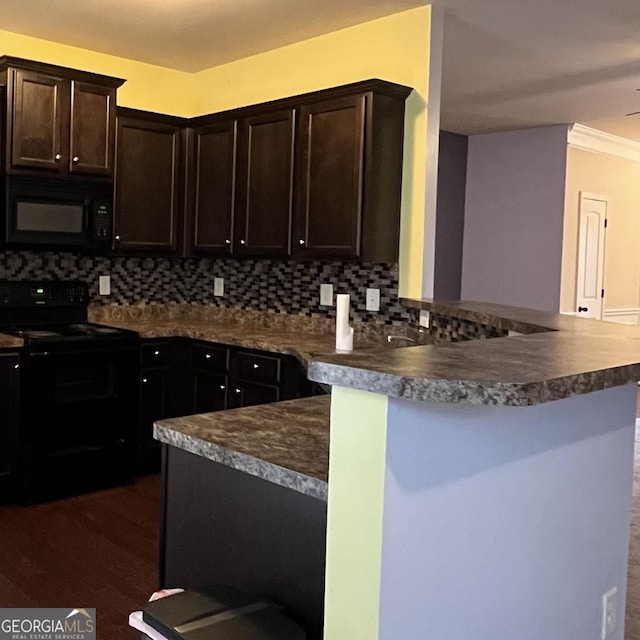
578;306;589;312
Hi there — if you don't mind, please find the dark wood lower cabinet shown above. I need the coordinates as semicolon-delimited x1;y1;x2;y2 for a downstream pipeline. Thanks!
160;446;327;640
138;340;183;475
0;352;19;502
138;338;325;473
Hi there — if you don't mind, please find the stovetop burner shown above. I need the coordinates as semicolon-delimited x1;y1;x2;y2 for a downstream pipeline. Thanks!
3;322;135;342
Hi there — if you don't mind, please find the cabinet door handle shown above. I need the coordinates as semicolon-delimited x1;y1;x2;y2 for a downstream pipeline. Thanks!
54;153;62;161
13;364;19;369
72;156;80;163
239;239;246;245
154;350;160;356
205;353;211;359
235;388;241;394
219;384;226;390
225;239;231;245
142;377;148;383
115;235;121;241
299;239;305;246
253;363;259;369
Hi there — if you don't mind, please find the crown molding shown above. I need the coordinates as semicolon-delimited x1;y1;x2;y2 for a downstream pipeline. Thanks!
568;123;640;162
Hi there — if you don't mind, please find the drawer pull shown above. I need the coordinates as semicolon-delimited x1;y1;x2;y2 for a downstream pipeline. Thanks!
253;363;259;369
205;353;211;359
235;388;241;394
220;384;226;390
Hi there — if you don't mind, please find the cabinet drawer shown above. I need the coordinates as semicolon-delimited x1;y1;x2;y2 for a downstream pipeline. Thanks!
141;341;174;367
229;381;279;408
234;350;281;383
191;343;229;373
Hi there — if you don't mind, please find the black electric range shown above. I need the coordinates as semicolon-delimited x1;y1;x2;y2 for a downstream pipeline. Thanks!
0;280;141;504
0;280;138;351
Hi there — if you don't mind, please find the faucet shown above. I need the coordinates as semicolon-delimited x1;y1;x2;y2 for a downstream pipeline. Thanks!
386;335;418;345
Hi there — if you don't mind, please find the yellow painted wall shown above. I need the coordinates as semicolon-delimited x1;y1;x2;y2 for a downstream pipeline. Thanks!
0;30;194;116
0;6;433;295
561;147;640;312
192;6;433;297
324;387;388;639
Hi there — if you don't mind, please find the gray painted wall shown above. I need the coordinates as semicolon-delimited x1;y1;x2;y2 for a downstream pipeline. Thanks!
461;125;568;311
378;383;636;640
434;130;467;299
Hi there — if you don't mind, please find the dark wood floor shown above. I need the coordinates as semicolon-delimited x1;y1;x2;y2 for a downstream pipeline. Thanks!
0;473;161;639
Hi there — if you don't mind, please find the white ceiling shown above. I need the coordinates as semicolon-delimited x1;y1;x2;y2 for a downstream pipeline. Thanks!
2;0;640;142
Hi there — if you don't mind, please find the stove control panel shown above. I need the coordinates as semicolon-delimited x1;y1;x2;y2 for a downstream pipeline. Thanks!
0;280;89;308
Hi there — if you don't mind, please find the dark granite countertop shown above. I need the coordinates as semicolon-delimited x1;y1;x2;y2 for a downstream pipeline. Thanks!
0;335;23;350
307;298;640;407
154;395;331;500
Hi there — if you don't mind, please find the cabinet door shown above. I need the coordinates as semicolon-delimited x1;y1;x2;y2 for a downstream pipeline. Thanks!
293;94;365;259
139;340;185;474
192;371;229;414
0;353;19;501
192;121;236;255
9;69;69;172
139;368;171;473
234;109;294;256
114;116;183;253
228;381;279;409
70;81;116;176
187;342;230;414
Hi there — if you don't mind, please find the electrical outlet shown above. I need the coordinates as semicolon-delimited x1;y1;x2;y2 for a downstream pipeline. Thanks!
602;586;618;639
320;283;333;306
214;278;224;297
99;275;110;296
366;288;380;312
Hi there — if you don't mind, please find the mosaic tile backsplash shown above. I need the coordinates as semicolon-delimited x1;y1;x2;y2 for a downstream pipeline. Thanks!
429;312;509;342
0;251;411;326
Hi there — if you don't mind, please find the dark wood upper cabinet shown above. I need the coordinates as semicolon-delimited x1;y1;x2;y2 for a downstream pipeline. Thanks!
113;110;187;254
191;120;237;255
0;57;124;178
9;69;68;172
293;95;365;259
111;79;410;261
70;81;116;176
234;108;295;257
292;83;411;262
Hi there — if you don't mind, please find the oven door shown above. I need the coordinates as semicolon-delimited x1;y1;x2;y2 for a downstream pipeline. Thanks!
18;343;140;503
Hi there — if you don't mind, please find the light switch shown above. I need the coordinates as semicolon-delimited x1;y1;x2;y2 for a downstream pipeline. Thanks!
320;283;333;306
366;288;380;312
214;278;224;297
99;275;111;296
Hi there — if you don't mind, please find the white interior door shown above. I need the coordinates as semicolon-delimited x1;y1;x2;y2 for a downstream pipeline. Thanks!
576;192;607;319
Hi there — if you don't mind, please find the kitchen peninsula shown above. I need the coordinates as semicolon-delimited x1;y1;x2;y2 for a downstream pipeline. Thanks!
148;298;640;640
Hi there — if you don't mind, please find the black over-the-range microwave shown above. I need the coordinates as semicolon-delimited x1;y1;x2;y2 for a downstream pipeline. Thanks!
1;175;113;251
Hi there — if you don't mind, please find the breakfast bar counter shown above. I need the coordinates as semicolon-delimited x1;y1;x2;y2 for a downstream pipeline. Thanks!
304;298;640;640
